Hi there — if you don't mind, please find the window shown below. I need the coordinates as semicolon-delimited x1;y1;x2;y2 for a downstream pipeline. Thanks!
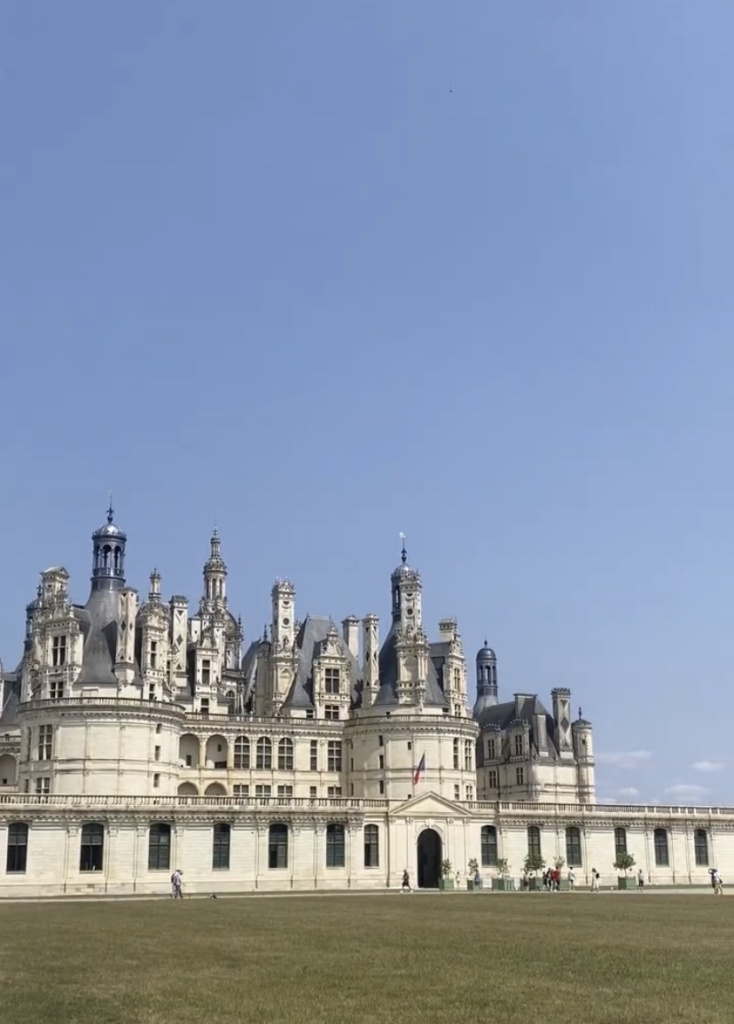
310;740;318;771
654;828;669;867
185;754;193;767
153;774;160;788
327;786;342;797
256;737;272;770
481;825;498;867
212;823;230;869
326;823;345;867
268;823;288;868
464;740;472;771
327;741;342;772
324;667;340;694
278;738;294;770
202;659;211;686
453;739;459;770
379;755;384;769
255;785;271;798
379;780;384;794
513;734;523;757
234;736;250;769
50;679;64;700
37;725;53;761
565;827;582;867
527;826;542;859
233;785;249;798
6;822;28;873
486;738;496;760
465;785;473;800
150;641;158;670
364;824;379;867
80;823;104;872
454;784;460;800
515;767;524;786
306;709;314;719
35;778;50;795
148;823;171;870
694;829;709;867
277;785;293;799
51;635;67;667
324;705;340;721
488;769;498;789
309;786;317;798
378;735;384;747
407;741;412;751
200;698;210;715
453;668;461;690
614;827;627;860
154;746;161;761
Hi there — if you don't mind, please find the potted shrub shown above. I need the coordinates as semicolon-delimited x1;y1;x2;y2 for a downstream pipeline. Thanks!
493;858;514;892
614;852;637;889
467;858;479;890
524;852;546;890
439;858;454;890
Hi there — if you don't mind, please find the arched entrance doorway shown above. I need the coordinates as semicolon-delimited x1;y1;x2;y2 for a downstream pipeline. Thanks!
417;828;442;888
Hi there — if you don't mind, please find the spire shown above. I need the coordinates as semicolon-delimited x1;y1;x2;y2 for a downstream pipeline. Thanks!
149;568;162;602
400;531;407;564
202;529;227;606
90;503;127;592
107;492;114;524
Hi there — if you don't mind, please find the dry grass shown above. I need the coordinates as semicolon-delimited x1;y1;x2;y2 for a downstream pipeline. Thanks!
0;892;729;1024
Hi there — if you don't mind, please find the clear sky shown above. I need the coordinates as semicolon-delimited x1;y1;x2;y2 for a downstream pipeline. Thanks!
2;3;733;806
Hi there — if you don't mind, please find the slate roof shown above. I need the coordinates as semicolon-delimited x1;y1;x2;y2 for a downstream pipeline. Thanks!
372;626;448;708
286;616;361;709
476;695;560;756
0;675;21;729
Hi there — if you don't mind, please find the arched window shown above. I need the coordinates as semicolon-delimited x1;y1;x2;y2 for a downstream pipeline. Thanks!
212;823;231;869
452;738;459;770
527;825;542;860
326;823;345;868
256;737;272;770
6;822;28;873
614;827;627;859
694;829;709;867
464;740;473;771
234;736;250;769
80;822;104;872
565;826;582;867
481;825;498;867
268;823;288;869
278;738;294;771
654;828;669;867
148;823;171;871
364;824;379;868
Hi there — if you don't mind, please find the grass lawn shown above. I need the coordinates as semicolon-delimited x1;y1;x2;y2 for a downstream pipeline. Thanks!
0;892;729;1024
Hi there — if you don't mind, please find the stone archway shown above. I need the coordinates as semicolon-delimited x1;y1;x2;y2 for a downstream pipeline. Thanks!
417;828;442;889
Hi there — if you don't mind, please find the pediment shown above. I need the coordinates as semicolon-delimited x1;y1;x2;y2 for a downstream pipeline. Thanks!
389;790;471;818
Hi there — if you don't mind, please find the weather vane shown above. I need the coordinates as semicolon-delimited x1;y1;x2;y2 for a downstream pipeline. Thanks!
399;531;407;563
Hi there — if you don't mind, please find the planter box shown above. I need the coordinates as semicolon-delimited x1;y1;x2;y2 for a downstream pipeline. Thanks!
466;880;475;891
528;877;544;891
617;876;637;890
439;879;454;891
558;879;571;891
492;877;515;891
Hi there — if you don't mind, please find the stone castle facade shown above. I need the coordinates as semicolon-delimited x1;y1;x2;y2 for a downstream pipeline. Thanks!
0;510;729;896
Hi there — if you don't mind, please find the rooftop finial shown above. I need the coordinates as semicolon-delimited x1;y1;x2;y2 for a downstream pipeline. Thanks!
107;491;114;524
399;531;407;564
578;706;583;719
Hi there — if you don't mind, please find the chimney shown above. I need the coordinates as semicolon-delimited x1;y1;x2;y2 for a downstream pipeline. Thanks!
342;616;360;659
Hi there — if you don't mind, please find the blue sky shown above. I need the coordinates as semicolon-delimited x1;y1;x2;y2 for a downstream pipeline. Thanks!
2;3;733;806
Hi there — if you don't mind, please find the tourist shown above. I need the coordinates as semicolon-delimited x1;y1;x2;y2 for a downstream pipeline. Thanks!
711;868;723;895
568;868;576;891
637;869;644;891
171;868;184;899
591;868;600;892
400;869;413;894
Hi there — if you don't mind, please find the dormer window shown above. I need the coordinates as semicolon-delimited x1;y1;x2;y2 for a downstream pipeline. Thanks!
513;734;524;757
52;636;67;667
325;667;340;694
150;641;158;670
486;738;496;760
202;660;211;687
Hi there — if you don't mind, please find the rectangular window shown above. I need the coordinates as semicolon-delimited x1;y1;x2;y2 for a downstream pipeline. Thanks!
378;735;384;747
310;740;318;771
35;778;50;795
277;785;293;799
49;679;64;700
527;826;542;860
37;725;53;761
200;698;210;715
80;823;104;872
148;685;156;701
614;827;627;860
486;738;496;760
694;829;709;867
305;709;314;719
327;786;342;797
407;741;412;751
465;785;473;801
513;734;523;757
212;824;230;870
255;785;272;798
654;828;669;867
324;667;340;694
464;740;472;771
488;769;498;789
185;754;193;767
153;774;160;788
268;825;288;869
379;781;385;794
154;746;161;762
379;755;384;769
309;786;317;798
326;825;345;868
6;823;28;873
148;824;171;871
481;826;498;867
150;641;158;670
202;660;211;687
453;668;461;690
565;827;583;867
515;767;524;786
364;825;379;868
51;636;67;667
233;785;249;798
324;705;340;721
327;741;342;772
453;739;459;770
454;784;460;800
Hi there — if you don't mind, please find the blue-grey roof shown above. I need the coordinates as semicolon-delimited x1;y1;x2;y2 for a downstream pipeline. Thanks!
285;616;360;709
75;588;120;686
0;675;20;729
476;696;559;755
372;627;448;708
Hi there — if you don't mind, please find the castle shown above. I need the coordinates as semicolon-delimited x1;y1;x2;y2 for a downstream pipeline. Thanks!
0;510;727;895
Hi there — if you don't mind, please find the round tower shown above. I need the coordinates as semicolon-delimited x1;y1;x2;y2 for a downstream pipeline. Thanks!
203;529;227;605
90;503;127;592
473;643;498;716
572;709;595;805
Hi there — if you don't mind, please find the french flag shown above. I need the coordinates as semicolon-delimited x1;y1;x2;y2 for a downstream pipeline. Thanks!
413;753;426;786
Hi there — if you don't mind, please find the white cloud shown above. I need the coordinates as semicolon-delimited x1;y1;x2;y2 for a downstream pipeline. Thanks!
615;787;640;798
692;761;726;773
665;784;709;802
598;797;618;805
596;750;653;769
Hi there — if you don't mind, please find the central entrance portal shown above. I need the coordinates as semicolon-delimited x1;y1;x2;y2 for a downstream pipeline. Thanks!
417;828;442;889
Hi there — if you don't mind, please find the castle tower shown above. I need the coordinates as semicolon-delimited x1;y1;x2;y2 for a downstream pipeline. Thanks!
390;538;422;630
201;529;227;610
551;687;574;756
473;643;498;716
269;580;297;714
572;709;596;804
389;540;430;706
90;503;127;593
